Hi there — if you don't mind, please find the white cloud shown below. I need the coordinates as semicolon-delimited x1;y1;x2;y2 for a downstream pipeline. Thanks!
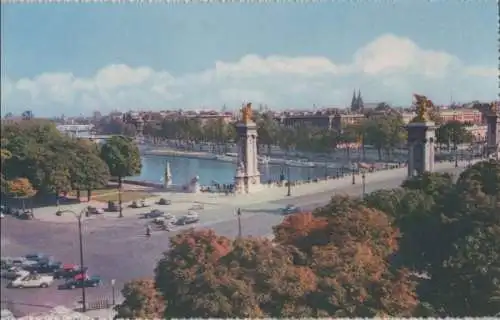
1;33;497;117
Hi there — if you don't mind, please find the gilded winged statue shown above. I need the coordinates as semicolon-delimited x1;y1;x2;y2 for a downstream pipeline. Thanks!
490;101;498;114
241;103;252;123
413;94;433;122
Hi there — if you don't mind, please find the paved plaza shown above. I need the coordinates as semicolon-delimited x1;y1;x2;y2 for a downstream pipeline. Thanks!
0;161;473;316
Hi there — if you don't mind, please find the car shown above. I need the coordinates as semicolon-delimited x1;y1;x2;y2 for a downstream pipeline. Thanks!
176;212;200;225
145;209;165;219
189;203;204;210
25;253;48;262
107;201;119;212
157;198;171;205
130;198;149;208
0;213;4;219
53;264;87;279
87;206;105;215
282;204;301;215
18;211;34;220
2;257;36;269
1;267;30;280
9;273;54;288
58;276;102;290
25;261;62;274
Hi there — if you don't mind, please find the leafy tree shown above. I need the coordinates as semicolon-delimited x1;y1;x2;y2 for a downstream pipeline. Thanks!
155;229;232;318
70;140;110;200
115;279;165;319
100;136;141;216
8;178;36;209
100;135;142;187
21;110;34;120
436;121;473;147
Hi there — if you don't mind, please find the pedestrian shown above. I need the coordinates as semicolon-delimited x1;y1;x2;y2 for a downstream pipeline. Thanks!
146;224;151;237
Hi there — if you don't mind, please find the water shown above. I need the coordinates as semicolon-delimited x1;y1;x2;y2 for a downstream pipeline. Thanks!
129;155;350;186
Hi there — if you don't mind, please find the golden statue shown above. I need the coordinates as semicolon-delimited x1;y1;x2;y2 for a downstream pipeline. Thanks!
241;102;252;123
413;94;431;122
490;101;498;114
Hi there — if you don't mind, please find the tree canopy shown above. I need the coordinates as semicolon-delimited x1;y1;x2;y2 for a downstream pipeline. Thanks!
116;159;500;318
1;120;113;202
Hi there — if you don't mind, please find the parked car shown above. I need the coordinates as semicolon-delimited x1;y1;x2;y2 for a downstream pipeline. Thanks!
2;257;31;269
1;267;30;280
282;204;301;215
189;203;204;210
25;253;48;262
176;212;200;225
145;209;165;219
18;211;34;220
157;198;171;205
25;261;62;274
58;276;102;290
107;201;119;212
130;198;149;208
0;213;4;219
53;264;87;279
87;206;105;215
9;273;54;288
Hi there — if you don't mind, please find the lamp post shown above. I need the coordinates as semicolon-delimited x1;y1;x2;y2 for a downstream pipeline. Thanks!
236;208;242;238
118;185;123;218
361;171;366;199
454;144;458;168
55;208;88;312
351;163;356;185
111;279;116;306
287;166;291;197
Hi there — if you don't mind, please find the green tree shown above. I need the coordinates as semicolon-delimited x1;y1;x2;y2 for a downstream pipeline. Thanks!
436;121;473;147
100;136;142;216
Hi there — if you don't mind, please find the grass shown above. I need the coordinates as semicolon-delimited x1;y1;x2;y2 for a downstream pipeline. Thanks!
92;191;155;203
68;188;115;197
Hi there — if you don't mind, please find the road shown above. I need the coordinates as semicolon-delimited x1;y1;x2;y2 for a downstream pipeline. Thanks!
0;164;468;316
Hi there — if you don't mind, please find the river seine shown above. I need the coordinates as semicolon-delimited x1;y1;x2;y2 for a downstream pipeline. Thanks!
129;155;347;186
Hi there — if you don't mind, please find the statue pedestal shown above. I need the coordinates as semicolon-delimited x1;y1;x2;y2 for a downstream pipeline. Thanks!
406;121;437;177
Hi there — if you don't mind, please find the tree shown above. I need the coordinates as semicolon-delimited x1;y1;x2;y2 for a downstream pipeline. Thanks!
100;136;141;216
70;140;110;201
8;178;36;209
155;229;232;318
115;279;165;319
21;110;34;120
100;135;142;187
436;121;473;147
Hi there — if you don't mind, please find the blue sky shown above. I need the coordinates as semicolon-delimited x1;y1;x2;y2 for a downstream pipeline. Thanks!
1;2;497;116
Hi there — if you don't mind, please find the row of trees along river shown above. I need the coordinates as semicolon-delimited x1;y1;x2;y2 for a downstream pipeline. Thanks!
116;160;500;318
97;108;476;160
0;119;142;205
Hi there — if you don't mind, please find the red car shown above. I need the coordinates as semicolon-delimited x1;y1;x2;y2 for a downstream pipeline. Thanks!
54;264;88;279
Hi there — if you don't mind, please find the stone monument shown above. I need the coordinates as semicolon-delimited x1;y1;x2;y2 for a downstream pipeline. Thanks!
486;101;500;160
406;94;437;177
163;161;172;188
234;103;261;194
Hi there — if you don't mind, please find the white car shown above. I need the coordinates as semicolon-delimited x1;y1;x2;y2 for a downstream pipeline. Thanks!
0;213;4;219
10;273;54;288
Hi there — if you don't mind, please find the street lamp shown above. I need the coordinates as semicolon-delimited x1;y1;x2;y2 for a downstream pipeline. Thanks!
287;166;292;197
351;163;356;185
118;186;123;218
236;208;242;238
361;171;366;199
111;279;116;306
55;208;88;312
454;144;458;168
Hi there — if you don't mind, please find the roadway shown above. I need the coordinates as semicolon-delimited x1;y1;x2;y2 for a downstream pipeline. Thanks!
0;164;468;316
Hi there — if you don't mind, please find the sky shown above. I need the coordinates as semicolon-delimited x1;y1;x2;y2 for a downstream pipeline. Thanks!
1;1;498;117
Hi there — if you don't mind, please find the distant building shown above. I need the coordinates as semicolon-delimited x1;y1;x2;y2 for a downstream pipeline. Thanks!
438;108;482;125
